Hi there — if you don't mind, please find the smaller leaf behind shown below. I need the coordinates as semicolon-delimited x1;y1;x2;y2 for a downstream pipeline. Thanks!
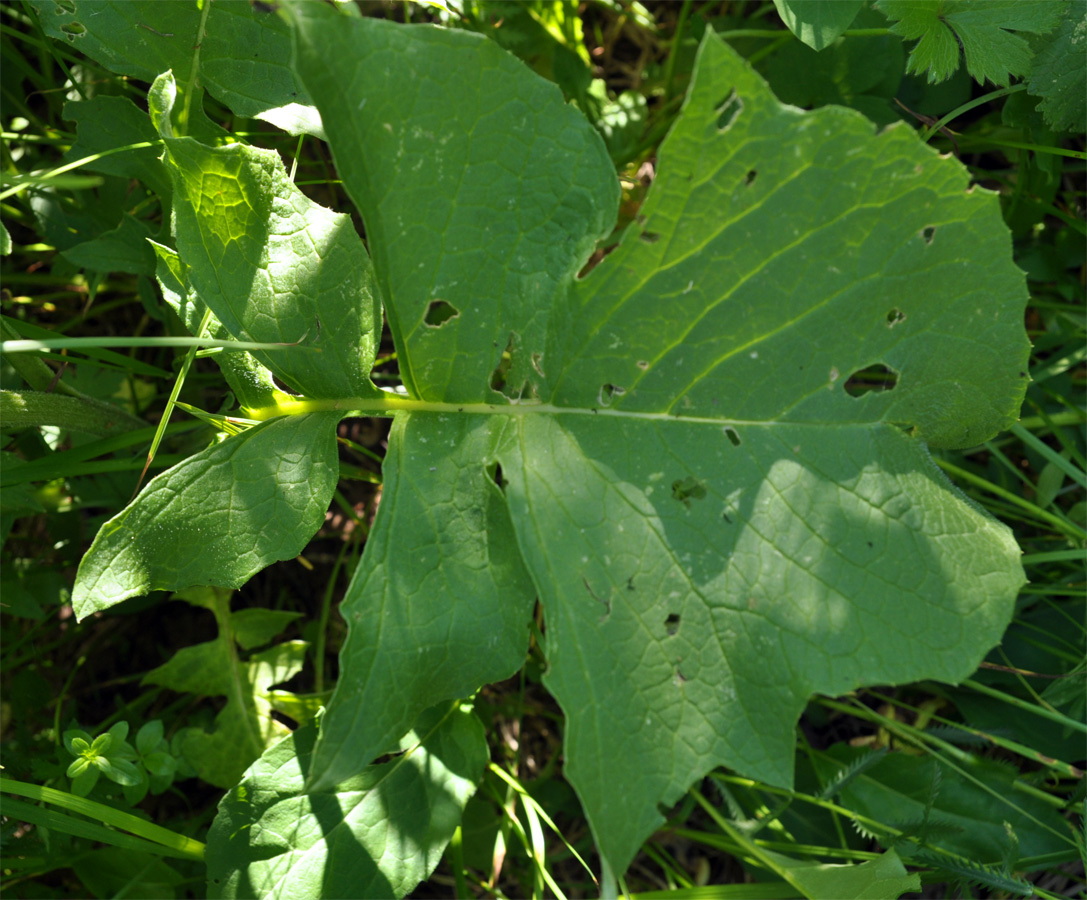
207;702;488;900
151;240;283;412
877;0;1065;86
62;95;172;200
1027;3;1087;133
28;0;322;136
816;746;1072;865
143;588;306;788
72;411;341;618
151;71;382;403
761;847;920;900
60;213;156;277
772;0;865;51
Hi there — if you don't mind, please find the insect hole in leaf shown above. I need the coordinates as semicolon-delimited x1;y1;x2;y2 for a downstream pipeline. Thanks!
423;299;459;327
844;363;900;397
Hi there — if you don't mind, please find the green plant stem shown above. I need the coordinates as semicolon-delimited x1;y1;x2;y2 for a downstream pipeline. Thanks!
134;306;214;494
0;777;205;860
688;788;807;894
934;458;1087;539
978;136;1087;161
0;389;145;436
663;0;693;102
0;141;160;201
747;33;792;65
920;84;1026;143
448;825;468;899
865;690;1084;778
640;843;695;889
1028;404;1087;469
1011;421;1087;489
487;763;597;885
314;539;351;696
819;698;1079;847
599;854;618;900
1;797;195;862
1;335;307;353
1;452;192;489
1023;549;1087;564
179;0;214;134
249;393;872;426
0;317;97;401
2;337;74;392
961;678;1087;734
961;137;1087;161
1030;342;1087;381
289;133;304;182
628;877;800;899
710;773;906;842
52;654;87;747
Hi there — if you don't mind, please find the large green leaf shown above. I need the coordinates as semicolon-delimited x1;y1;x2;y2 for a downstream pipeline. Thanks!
494;415;1020;869
206;702;488;900
67;59;389;618
292;9;1029;875
71;412;341;618
309;413;537;784
28;0;321;136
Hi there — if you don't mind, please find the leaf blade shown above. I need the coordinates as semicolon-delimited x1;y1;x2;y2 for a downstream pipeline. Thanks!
549;33;1029;450
72;412;341;618
496;413;1024;871
207;703;488;900
287;17;1032;879
153;71;382;401
310;413;536;790
29;0;322;136
773;0;865;51
289;4;619;402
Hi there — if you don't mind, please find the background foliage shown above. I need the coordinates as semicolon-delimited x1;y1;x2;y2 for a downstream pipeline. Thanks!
1;1;1084;898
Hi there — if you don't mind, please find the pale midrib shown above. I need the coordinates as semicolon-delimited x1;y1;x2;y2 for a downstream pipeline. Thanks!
256;394;884;428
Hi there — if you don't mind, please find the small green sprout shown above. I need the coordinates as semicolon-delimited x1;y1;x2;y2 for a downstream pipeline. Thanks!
63;720;181;803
